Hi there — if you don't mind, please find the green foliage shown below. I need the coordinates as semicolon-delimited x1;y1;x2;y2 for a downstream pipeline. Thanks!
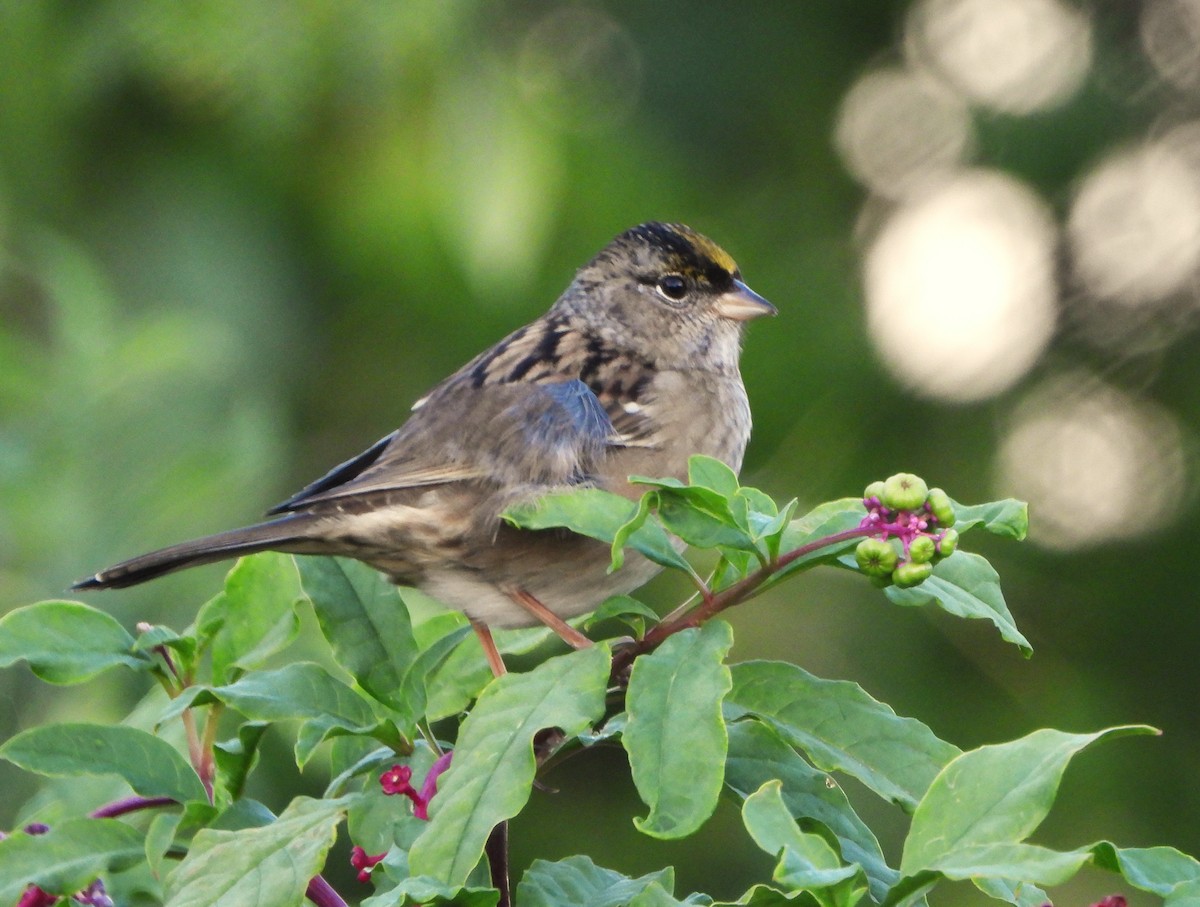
0;461;1194;906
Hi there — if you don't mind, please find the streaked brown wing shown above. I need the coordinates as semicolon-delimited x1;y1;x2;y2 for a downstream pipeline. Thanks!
269;377;615;511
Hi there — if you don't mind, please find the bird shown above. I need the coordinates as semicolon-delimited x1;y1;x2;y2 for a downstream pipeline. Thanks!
74;222;776;674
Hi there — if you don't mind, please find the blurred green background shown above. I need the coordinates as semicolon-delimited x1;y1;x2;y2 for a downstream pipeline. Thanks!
2;1;1199;904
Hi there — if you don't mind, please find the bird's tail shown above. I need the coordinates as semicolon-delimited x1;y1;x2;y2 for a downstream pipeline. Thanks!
72;514;324;590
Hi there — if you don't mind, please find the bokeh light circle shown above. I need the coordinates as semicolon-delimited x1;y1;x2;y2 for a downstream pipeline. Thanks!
1141;0;1200;93
997;374;1188;550
517;7;642;131
864;169;1058;401
835;66;973;199
906;0;1092;114
1068;138;1200;307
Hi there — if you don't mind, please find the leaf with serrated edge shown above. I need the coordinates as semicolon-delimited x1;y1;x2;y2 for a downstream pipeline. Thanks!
1;723;206;803
409;646;610;885
901;726;1157;875
165;796;352;907
727;661;959;811
625;621;733;838
0;601;147;683
883;552;1031;655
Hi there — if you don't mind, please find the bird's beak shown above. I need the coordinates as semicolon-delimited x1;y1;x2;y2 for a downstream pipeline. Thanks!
714;279;777;321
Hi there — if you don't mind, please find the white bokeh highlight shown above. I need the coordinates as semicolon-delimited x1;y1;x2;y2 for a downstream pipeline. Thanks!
906;0;1092;114
864;170;1057;401
997;374;1188;550
1068;136;1200;307
1141;0;1200;93
835;67;974;199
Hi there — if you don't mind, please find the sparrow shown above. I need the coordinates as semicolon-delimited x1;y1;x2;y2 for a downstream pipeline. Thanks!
74;222;776;673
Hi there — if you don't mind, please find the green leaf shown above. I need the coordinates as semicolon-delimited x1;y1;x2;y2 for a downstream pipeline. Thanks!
689;454;741;496
585;595;661;634
767;500;866;587
397;624;474;723
515;855;675;907
727;661;959;811
134;624;198;665
216;662;379;725
420;619;555;721
971;876;1048;907
883;553;1031;656
655;487;761;555
213;721;269;802
624;621;733;838
198;553;305;683
298;556;419;711
503;487;692;573
0;723;207;803
901;726;1158;875
0;600;148;683
628;883;687;907
750;496;798;561
165;796;351;907
146;812;182;881
1097;844;1200;897
409;646;610;885
363;877;501;906
726;719;897;904
1167;880;1200;907
161;662;396;767
742;781;864;905
922;842;1090;886
712;884;819;905
0;818;145;901
952;499;1028;540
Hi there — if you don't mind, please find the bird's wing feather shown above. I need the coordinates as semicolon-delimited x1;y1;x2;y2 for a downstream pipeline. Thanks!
270;378;616;511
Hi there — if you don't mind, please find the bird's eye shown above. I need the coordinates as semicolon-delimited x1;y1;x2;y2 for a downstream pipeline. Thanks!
655;274;689;302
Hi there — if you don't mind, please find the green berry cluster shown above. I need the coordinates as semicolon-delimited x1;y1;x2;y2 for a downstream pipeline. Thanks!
855;473;959;588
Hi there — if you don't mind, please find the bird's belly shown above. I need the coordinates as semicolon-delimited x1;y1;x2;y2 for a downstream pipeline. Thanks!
417;539;664;629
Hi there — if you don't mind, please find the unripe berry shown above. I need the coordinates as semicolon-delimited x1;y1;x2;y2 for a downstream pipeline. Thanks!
856;538;898;576
936;528;959;558
882;473;928;512
893;560;933;588
863;480;886;502
908;535;936;564
926;487;956;526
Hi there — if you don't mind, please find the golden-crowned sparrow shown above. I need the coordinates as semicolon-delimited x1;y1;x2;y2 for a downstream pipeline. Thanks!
75;222;775;670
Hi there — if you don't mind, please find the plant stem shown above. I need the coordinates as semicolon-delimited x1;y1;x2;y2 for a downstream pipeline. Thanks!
486;821;511;907
614;525;874;675
305;875;349;907
90;796;177;819
196;702;224;797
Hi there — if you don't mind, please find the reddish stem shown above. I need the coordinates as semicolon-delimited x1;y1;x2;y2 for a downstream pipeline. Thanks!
306;875;349;907
89;796;177;819
616;525;874;672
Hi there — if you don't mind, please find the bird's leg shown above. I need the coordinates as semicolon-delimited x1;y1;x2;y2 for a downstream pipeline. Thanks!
471;620;507;677
506;587;593;650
